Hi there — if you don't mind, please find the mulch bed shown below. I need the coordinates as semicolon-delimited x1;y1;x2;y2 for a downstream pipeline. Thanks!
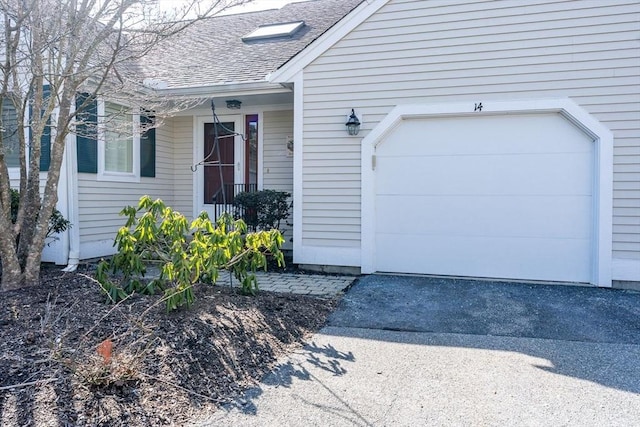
0;267;338;426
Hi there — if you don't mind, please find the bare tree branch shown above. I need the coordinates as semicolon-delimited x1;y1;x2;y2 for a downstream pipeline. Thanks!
0;0;250;288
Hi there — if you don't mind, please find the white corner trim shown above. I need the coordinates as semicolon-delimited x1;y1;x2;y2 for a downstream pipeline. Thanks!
269;0;389;83
41;115;69;265
65;131;81;267
612;258;640;282
292;72;304;264
360;98;614;287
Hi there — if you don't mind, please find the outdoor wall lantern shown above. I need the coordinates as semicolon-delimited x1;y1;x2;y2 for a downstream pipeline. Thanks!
345;109;361;135
226;99;242;109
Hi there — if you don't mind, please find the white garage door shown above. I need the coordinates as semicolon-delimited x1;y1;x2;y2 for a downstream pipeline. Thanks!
374;113;594;283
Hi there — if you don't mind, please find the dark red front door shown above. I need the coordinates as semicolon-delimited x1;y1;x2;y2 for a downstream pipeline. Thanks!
204;122;234;205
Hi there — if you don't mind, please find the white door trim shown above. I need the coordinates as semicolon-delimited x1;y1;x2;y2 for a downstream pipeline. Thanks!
360;98;613;287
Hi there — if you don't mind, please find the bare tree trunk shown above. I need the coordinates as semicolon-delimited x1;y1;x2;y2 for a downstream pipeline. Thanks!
23;148;63;284
0;259;22;290
0;224;22;289
0;0;248;291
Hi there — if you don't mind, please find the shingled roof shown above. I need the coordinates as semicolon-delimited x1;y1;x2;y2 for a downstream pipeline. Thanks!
142;0;364;90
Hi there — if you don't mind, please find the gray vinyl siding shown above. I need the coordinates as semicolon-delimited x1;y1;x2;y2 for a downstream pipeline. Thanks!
263;110;294;192
171;116;195;216
262;110;294;250
77;118;175;252
301;0;640;260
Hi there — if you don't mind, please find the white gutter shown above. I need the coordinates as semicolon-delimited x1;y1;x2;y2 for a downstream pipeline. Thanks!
62;132;80;272
156;80;290;98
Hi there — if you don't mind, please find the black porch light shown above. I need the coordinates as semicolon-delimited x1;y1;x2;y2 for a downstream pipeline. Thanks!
226;99;242;110
345;109;361;135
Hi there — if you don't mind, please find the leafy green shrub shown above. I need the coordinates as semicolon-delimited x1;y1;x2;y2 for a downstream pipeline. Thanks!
96;196;284;311
233;189;291;231
0;189;70;277
10;188;71;240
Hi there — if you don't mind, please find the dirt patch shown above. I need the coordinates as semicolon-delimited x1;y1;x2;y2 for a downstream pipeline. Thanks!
0;267;338;426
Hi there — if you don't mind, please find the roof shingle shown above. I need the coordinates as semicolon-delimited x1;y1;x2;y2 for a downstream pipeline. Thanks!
142;0;363;89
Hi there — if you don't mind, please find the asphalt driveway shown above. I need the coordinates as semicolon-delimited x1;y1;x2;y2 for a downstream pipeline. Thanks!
197;275;640;426
329;275;640;344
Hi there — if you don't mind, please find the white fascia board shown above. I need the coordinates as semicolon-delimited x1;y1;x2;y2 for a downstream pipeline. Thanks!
157;81;291;98
268;0;389;84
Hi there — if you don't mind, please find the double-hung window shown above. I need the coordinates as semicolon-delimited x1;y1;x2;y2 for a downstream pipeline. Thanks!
98;101;139;181
75;94;155;181
103;102;134;174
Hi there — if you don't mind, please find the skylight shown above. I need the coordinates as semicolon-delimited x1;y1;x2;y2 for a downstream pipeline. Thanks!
242;21;305;41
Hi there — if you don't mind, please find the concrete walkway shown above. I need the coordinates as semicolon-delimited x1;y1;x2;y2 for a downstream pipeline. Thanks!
215;271;356;297
195;275;640;426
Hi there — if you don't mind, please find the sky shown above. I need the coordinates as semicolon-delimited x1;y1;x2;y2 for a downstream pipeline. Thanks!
223;0;307;15
157;0;307;16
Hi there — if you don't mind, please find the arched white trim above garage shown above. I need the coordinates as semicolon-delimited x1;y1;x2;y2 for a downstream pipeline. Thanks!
361;99;613;287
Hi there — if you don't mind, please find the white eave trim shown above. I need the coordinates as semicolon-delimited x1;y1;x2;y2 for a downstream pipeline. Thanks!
156;81;292;98
268;0;389;84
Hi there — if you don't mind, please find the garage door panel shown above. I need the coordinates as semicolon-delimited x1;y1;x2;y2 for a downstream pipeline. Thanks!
376;152;592;196
375;232;591;283
376;194;592;239
378;114;593;157
373;112;594;283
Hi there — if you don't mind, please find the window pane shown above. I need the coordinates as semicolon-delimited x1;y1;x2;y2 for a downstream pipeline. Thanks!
246;115;258;186
104;102;132;173
105;136;132;172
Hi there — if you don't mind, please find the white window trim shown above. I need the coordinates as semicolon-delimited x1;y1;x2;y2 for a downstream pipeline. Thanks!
97;99;140;183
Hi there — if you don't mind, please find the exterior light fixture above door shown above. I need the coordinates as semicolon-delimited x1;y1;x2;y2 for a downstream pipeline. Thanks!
226;100;242;110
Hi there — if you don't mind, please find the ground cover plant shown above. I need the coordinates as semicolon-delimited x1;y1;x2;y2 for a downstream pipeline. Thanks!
96;196;285;310
1;196;337;425
0;267;337;426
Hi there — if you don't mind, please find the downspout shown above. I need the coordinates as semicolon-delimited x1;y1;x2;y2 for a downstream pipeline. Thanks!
62;132;80;272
